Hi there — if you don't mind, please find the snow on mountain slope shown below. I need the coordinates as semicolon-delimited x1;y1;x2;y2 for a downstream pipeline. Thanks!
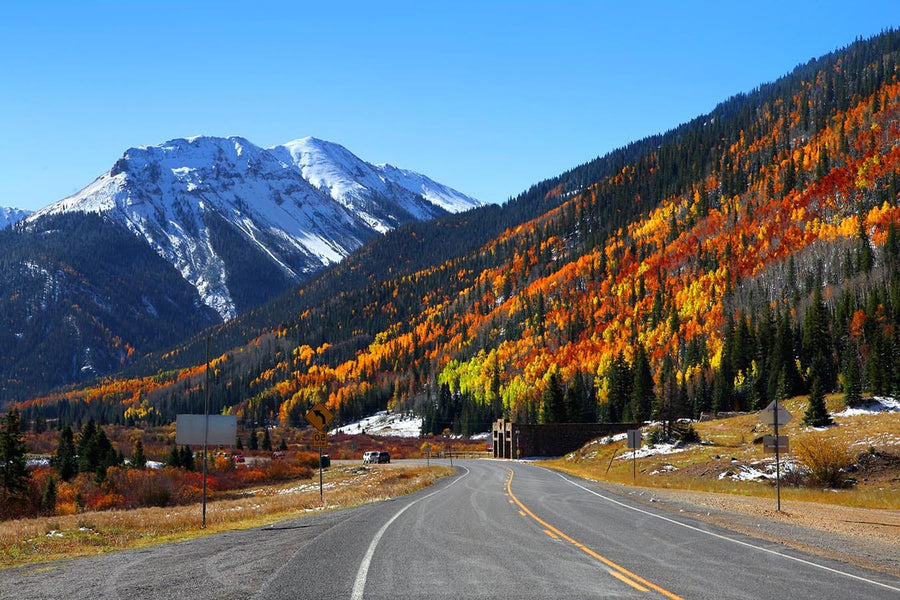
0;206;32;229
27;135;482;320
270;137;482;232
375;162;483;213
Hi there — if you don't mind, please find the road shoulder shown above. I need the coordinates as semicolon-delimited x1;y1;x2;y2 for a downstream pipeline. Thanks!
580;478;899;577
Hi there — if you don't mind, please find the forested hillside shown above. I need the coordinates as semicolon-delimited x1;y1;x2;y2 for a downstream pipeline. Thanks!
0;214;218;404
16;31;900;436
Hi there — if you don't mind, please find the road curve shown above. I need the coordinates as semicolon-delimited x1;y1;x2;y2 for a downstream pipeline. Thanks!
2;459;897;599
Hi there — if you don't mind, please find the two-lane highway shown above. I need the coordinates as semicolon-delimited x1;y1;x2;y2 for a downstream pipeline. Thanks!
2;460;897;599
331;460;898;599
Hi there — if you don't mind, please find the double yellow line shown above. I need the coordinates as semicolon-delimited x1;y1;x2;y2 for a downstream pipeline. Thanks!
505;468;684;599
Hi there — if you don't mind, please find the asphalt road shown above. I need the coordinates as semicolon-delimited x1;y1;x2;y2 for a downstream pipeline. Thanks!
2;460;898;599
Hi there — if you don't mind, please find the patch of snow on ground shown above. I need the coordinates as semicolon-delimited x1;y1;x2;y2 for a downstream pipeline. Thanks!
333;411;422;437
649;465;679;475
588;433;628;446
617;442;689;460
834;396;899;417
718;457;802;481
851;432;900;448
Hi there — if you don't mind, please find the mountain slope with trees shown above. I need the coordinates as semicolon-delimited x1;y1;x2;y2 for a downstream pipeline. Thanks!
0;138;481;406
15;30;900;437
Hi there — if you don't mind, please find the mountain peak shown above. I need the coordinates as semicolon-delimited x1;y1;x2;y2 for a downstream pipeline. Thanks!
0;206;32;229
25;134;481;320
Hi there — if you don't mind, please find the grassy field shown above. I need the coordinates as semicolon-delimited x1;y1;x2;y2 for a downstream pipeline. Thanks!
543;394;899;510
0;463;452;571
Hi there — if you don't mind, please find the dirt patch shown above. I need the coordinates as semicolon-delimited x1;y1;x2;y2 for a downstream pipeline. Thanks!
845;451;900;485
595;480;900;577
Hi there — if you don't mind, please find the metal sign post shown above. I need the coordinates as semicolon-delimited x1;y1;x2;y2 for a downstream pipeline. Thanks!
305;405;333;502
760;400;792;512
175;410;239;525
774;401;781;511
626;430;641;482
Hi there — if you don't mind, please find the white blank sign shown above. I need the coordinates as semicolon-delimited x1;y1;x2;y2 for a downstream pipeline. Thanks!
175;414;237;446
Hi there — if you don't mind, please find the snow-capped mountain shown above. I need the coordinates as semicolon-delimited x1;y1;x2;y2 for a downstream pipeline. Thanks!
29;136;482;320
270;137;481;231
0;206;32;229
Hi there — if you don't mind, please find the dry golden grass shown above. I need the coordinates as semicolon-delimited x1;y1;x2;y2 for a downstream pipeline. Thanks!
544;395;899;510
0;463;452;570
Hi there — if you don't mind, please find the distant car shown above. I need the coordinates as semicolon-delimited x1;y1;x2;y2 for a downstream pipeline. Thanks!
363;451;390;464
271;451;285;460
233;454;245;463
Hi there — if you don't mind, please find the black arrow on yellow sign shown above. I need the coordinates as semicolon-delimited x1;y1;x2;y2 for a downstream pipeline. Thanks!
305;403;333;432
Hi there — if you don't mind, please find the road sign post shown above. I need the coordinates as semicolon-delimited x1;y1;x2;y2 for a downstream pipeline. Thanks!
762;435;789;453
626;430;641;482
305;405;334;501
760;400;792;511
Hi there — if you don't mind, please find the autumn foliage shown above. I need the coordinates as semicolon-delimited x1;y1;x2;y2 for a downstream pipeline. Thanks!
13;31;900;439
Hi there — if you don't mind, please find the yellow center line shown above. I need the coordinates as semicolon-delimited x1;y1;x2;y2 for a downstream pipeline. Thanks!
543;529;560;540
505;467;684;600
608;569;651;592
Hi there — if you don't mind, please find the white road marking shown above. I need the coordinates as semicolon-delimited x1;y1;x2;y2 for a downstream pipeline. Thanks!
351;466;470;600
550;469;900;593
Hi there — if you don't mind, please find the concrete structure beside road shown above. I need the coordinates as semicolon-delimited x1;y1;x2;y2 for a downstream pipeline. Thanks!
491;418;636;458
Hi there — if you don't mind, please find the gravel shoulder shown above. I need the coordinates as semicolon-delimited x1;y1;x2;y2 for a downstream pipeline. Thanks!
592;480;900;577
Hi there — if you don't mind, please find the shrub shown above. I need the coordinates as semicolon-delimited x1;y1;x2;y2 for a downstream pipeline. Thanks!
105;466;174;508
296;452;321;470
89;493;127;511
794;435;853;487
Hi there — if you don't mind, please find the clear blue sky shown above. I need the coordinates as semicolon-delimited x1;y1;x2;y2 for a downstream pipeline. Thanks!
1;1;897;211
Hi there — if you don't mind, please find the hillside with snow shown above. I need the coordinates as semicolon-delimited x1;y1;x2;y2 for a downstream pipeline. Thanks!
0;136;481;404
0;206;32;229
29;136;482;319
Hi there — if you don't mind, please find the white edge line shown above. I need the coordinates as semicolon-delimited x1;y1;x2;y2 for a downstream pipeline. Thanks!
549;469;900;593
351;466;470;600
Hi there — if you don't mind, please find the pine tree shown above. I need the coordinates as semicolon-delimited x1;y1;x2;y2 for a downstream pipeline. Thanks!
855;218;874;274
803;377;833;427
802;287;836;391
131;439;147;469
76;420;98;474
167;445;182;468
41;476;57;515
630;346;655;423
602;353;631;422
0;409;30;502
180;446;195;471
53;426;78;482
843;351;862;407
262;428;272;451
248;429;259;451
540;367;566;423
278;438;288;451
92;428;117;482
